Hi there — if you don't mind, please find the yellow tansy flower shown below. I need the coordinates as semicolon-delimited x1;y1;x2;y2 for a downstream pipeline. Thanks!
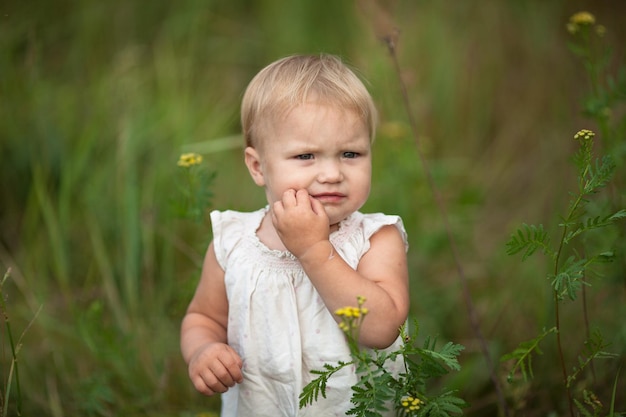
570;11;595;25
574;129;595;141
178;152;203;168
567;11;596;34
401;395;423;412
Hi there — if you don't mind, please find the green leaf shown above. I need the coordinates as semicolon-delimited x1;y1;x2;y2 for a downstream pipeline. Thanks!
501;327;557;382
551;256;589;300
583;155;615;194
565;209;626;242
299;361;354;409
567;331;618;387
506;223;553;260
422;342;464;372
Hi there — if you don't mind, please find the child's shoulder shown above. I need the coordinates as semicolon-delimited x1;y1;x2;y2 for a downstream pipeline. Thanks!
343;211;408;247
210;207;267;238
351;211;405;233
210;207;267;223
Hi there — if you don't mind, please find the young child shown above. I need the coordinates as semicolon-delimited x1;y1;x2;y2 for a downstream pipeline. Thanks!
181;54;410;416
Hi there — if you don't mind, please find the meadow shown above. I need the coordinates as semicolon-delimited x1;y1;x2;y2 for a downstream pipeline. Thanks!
1;1;625;416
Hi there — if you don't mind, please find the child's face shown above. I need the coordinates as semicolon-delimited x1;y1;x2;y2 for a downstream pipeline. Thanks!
245;101;372;227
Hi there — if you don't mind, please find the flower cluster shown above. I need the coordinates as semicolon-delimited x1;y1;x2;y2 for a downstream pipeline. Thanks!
566;11;605;36
570;11;595;26
335;306;369;319
574;129;595;141
401;395;423;412
335;296;368;333
177;152;203;168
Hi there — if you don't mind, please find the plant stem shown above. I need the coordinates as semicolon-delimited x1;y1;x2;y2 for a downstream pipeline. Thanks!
553;191;585;417
553;288;573;417
382;33;509;417
581;268;597;382
1;269;22;416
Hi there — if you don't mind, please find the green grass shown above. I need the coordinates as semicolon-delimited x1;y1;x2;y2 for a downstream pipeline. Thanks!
1;0;625;416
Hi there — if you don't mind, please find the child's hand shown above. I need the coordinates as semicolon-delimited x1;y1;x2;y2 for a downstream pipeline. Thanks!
188;342;243;396
271;189;330;258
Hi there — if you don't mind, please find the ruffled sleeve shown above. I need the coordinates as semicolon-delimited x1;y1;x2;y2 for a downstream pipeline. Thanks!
361;213;409;255
331;212;408;268
210;209;251;269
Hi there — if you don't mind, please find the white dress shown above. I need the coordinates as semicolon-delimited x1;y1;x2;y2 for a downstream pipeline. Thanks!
211;207;408;417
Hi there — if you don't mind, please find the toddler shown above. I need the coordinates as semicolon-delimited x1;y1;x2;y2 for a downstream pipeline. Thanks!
181;54;409;416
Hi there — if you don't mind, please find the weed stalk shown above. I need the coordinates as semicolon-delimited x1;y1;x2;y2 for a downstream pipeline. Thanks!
1;269;22;416
380;31;509;417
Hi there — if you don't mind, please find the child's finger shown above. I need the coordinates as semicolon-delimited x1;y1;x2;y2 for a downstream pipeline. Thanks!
295;189;311;206
281;189;298;206
309;194;327;217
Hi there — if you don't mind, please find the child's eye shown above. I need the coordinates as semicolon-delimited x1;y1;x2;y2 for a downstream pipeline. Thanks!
343;151;359;159
295;153;314;160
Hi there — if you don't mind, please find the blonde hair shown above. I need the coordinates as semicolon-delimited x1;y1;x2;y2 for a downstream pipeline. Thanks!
241;54;377;148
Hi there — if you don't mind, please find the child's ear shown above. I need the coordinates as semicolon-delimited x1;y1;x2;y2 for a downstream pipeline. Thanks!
244;146;266;187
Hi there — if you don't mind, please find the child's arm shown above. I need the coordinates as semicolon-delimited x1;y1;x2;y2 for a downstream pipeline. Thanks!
180;241;243;396
272;189;410;349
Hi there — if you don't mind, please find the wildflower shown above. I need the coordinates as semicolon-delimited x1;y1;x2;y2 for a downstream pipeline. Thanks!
570;11;595;26
335;306;368;319
574;129;595;141
401;395;423;412
335;297;369;336
567;11;596;34
178;152;203;168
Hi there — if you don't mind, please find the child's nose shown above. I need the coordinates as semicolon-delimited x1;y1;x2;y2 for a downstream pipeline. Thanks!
317;160;343;183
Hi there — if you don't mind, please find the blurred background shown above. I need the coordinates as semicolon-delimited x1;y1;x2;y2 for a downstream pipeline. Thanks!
1;0;624;416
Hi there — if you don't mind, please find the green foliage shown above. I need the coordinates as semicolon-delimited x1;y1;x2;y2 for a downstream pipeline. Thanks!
300;314;466;417
299;361;354;408
565;211;626;244
501;327;557;382
1;270;41;417
503;126;624;411
505;223;553;260
1;1;625;416
172;153;216;222
0;270;22;417
567;330;618;388
502;11;626;416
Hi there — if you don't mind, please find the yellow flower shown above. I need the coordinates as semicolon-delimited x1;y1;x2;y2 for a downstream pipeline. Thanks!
401;395;423;412
335;297;369;334
570;11;595;25
567;11;596;34
574;129;595;141
178;152;203;168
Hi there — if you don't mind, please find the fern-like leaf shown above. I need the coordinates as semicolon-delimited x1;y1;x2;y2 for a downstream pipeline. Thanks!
567;331;618;387
421;341;464;372
583;155;615;194
565;209;626;243
347;374;393;417
501;327;556;382
506;223;553;260
550;256;589;301
418;392;466;417
299;361;353;409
